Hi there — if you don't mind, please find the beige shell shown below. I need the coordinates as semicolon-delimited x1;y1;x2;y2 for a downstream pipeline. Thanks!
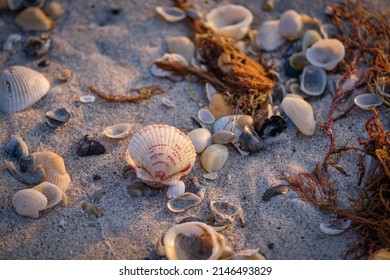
208;93;233;120
279;9;303;41
163;222;226;260
33;151;71;192
103;123;132;139
166;36;195;64
43;2;65;20
200;144;229;172
281;94;315;135
126;124;196;187
155;6;186;22
306;39;345;70
12;189;48;218
256;20;285;51
15;7;54;31
368;248;390;260
167;192;202;212
33;181;67;209
187;128;212;153
0;65;50;113
302;29;322;53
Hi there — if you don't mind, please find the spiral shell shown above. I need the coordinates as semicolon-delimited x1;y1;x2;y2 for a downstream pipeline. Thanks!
0;65;50;113
12;188;48;218
126;124;196;187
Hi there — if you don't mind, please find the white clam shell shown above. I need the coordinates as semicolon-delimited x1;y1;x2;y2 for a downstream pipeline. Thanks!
33;181;67;209
166;36;195;64
155;6;186;22
0;65;50;113
12;189;48;218
151;53;187;77
302;29;322;53
197;108;215;124
279;9;303;41
354;93;383;110
167;192;202;212
306;39;345;70
319;219;351;235
166;180;185;198
200;144;229;172
126;124;196;187
256;20;286;51
103;123;132;139
79;95;95;103
163;222;225;260
187;128;212;153
300;65;327;96
281;94;315;136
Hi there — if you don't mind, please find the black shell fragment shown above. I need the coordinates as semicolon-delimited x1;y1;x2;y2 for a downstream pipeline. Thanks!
262;185;289;201
238;126;264;154
257;115;287;139
77;134;106;156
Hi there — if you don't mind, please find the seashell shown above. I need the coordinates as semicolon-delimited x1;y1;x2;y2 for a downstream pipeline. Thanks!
253;109;268;132
77;134;106;157
43;2;64;20
127;180;158;197
103;123;132;139
320;23;339;39
236;115;254;131
205;82;217;102
12;189;48;218
19;155;37;173
15;7;54;31
302;29;322;53
202;172;218;180
151;53;187;77
281;94;316;135
213;114;241;133
238;126;264;153
212;129;235;144
46;108;70;128
23;0;45;7
234;40;247;54
319;219;351;235
354;93;383;110
57;69;71;82
161;97;175;108
210;200;244;226
126;124;196;187
216;52;233;73
197;108;215;124
256;20;286;51
279;9;303;41
227;248;266;260
79;95;95;103
200;144;229;172
306;39;345;70
262;0;274;11
167;180;185;198
163;222;226;260
167;192;202;213
190;116;204;129
166;36;195;64
289;52;309;71
187;128;212;153
5;159;45;185
300;65;327;96
5;135;29;160
81;201;104;218
33;181;67;209
257;115;287;139
155;6;186;22
0;65;50;113
3;33;22;52
336;74;358;91
208;93;233;120
24;33;51;56
363;154;383;183
205;4;253;40
262;185;289;201
368;249;390;260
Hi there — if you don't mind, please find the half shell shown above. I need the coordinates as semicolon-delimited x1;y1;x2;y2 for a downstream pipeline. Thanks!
155;6;186;22
200;144;229;172
354;93;383;110
210;200;244;226
166;36;195;64
167;192;202;212
279;9;302;41
306;39;345;70
103;123;132;139
0;65;50;113
33;181;67;209
281;94;315;135
300;65;327;96
187;128;212;153
12;188;48;218
5;135;29;160
256;20;285;51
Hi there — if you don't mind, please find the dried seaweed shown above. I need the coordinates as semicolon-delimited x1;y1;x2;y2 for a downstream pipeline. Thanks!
86;85;164;102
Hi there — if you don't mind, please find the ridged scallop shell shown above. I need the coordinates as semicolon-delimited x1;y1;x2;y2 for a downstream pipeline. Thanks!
33;181;67;209
15;7;54;31
33;151;71;192
163;222;226;260
0;65;50;113
200;144;229;172
256;20;285;51
167;192;202;212
205;4;253;40
279;9;303;41
187;128;212;153
166;36;195;64
281;94;315;135
103;123;132;139
300;65;327;96
12;188;48;218
306;39;345;70
126;124;196;187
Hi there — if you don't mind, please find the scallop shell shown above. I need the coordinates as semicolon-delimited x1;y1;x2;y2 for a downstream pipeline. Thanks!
354;93;383;110
166;180;186;198
163;222;226;260
155;6;186;22
33;181;67;209
12;189;48;218
15;7;54;31
256;20;286;51
126;124;196;187
281;94;315;135
300;65;327;96
200;144;229;172
205;4;253;40
166;36;195;64
5;135;29;160
167;192;202;212
103;123;132;139
302;29;322;53
0;65;50;113
187;128;212;153
197;108;215;124
279;9;303;41
306;39;345;70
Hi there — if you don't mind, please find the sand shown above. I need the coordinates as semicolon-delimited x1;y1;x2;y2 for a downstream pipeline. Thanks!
0;0;388;260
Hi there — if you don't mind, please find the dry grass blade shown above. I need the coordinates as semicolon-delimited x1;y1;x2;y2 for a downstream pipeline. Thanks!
87;85;165;102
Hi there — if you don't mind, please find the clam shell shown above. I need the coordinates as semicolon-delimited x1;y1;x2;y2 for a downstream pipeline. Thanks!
151;53;187;77
187;128;212;153
126;124;196;187
212;129;235;144
238;126;264;154
33;181;67;209
0;65;50;113
46;107;70;128
197;108;215;124
12;189;48;218
200;144;229;172
306;39;345;70
166;36;195;64
167;192;202;212
205;4;253;40
103;123;132;139
77;134;106;156
163;222;225;260
289;52;309;71
279;9;303;41
43;2;64;20
155;6;186;22
300;65;327;96
281;94;315;135
79;95;95;103
5;135;29;160
167;180;186;198
210;200;244;226
354;93;383;110
256;20;286;51
3;33;22;52
15;7;54;31
302;29;322;53
319;219;351;235
208;93;233;120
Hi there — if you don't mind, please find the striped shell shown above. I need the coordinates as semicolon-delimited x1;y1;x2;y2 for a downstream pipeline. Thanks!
0;65;50;113
12;189;48;218
126;124;196;187
33;181;67;209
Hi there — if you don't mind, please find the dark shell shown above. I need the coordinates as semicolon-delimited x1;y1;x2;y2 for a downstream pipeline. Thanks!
284;58;301;78
24;34;51;56
5;135;29;160
20;155;36;172
238;126;264;154
262;185;289;201
6;160;45;185
77;134;106;156
38;59;50;67
257;115;287;139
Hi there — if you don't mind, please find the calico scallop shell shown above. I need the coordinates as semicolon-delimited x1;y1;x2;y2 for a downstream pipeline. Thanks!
15;7;54;31
12;188;48;218
0;65;50;113
306;39;345;71
33;181;67;209
126;124;196;187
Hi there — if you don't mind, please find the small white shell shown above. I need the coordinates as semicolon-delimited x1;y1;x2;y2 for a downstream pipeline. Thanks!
187;128;212;153
205;82;218;102
161;97;175;108
281;94;315;135
302;29;322;53
300;65;327;96
167;192;202;212
205;4;253;40
200;144;229;172
256;20;286;51
12;189;48;218
3;33;22;52
151;53;187;77
103;123;132;139
198;108;215;124
167;180;185;198
166;36;195;64
155;6;186;22
79;95;95;103
279;9;302;41
33;181;67;209
0;65;50;113
319;219;351;235
354;93;383;110
306;39;345;70
202;172;218;180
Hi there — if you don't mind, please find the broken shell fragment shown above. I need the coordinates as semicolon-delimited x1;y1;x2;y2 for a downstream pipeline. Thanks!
279;9;303;41
155;6;186;22
289;52;309;71
205;83;218;102
238;126;264;154
12;189;48;218
127;180;158;197
200;144;229;172
167;180;186;198
166;36;195;64
262;185;289;201
319;219;351;235
300;65;327;96
187;128;212;153
24;34;51;56
167;192;202;213
79;95;95;103
43;1;64;20
210;200;244;226
33;181;67;209
1;0;23;10
77;134;106;157
354;93;383;110
5;135;29;160
15;7;54;31
6;159;46;185
212;129;235;144
306;39;345;70
3;33;22;52
227;248;266;260
151;53;187;77
257;115;287;139
46;108;70;128
256;20;285;51
103;123;132;139
197;108;215;124
202;172;218;180
57;69;71;82
81;201;104;218
368;249;390;260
